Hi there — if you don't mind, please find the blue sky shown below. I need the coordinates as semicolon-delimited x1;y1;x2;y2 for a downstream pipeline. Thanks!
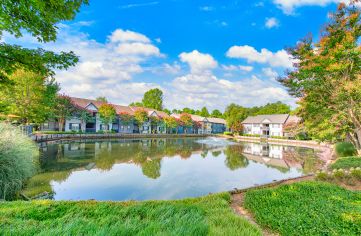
4;0;349;111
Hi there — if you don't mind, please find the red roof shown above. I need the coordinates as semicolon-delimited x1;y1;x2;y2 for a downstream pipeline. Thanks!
69;97;168;117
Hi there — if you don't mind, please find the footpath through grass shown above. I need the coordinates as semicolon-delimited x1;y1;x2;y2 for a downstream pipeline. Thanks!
244;181;361;236
330;156;361;170
0;192;261;236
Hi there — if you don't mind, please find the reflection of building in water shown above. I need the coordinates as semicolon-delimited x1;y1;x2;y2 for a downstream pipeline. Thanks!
242;142;302;170
243;142;284;159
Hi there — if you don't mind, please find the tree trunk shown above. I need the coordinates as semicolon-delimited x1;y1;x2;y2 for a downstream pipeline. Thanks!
58;117;65;132
348;108;361;154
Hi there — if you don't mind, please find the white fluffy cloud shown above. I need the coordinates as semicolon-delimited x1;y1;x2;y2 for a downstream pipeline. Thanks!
226;45;293;68
273;0;359;14
179;50;218;73
265;17;280;29
3;25;164;105
4;25;295;110
222;65;254;72
109;29;151;43
166;73;293;110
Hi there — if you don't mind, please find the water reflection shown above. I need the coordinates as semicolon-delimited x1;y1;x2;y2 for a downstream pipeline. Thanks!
24;138;321;200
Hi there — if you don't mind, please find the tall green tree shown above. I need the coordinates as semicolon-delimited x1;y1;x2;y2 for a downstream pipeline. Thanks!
134;109;148;133
254;101;291;115
0;69;58;124
211;109;223;118
142;88;163;110
224;104;249;130
279;1;361;152
164;116;179;134
54;95;76;131
98;104;116;132
200;107;210;117
96;97;108;103
0;0;88;83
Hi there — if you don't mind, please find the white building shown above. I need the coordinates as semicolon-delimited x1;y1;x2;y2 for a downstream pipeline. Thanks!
242;114;301;137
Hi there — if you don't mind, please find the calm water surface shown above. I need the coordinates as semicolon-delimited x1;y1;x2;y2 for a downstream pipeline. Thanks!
24;137;320;201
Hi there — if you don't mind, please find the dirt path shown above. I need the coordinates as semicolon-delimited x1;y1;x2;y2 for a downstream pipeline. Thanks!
230;175;315;236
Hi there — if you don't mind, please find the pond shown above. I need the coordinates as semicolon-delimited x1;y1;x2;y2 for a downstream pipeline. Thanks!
24;137;321;201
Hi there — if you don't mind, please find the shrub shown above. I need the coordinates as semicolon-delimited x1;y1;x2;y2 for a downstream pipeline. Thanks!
335;142;357;157
295;132;310;140
223;131;233;136
0;123;38;200
330;156;361;170
332;169;346;180
350;168;361;180
315;171;331;181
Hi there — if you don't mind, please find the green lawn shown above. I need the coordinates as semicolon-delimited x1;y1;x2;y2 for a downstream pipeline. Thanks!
330;156;361;170
0;193;261;236
244;181;361;236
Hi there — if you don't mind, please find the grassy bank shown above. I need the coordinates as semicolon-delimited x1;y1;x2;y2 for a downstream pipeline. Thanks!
243;181;361;236
0;193;261;236
330;156;361;170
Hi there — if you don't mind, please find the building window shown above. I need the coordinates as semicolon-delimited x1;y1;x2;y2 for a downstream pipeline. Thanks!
121;126;124;130
273;124;280;128
69;123;80;131
128;126;131;129
43;123;49;129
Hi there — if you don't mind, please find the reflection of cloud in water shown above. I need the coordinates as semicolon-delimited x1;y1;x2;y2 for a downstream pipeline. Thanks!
25;138;319;201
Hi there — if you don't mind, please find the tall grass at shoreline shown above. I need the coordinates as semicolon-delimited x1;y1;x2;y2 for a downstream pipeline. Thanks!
0;123;38;200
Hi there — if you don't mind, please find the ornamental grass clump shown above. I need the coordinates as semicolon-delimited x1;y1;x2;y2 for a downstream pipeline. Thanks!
0;123;38;200
350;167;361;180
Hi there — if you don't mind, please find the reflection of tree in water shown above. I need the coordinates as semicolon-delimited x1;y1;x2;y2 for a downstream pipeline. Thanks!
25;138;221;197
212;151;222;157
141;159;161;179
282;146;322;174
224;145;249;170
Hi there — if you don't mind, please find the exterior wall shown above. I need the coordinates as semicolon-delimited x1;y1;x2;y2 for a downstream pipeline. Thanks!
65;117;85;132
243;123;284;137
211;123;226;134
269;124;283;137
41;121;59;131
118;122;135;134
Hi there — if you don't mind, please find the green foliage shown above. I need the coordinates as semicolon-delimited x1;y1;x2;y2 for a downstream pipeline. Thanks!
199;107;210;117
0;69;59;124
0;193;261;235
163;116;179;133
330;156;361;170
211;109;223;118
163;108;171;115
95;97;108;103
335;142;357;157
223;131;233;136
180;113;193;127
53;95;76;131
0;123;38;200
278;2;361;150
129;101;144;107
0;0;88;82
142;88;163;111
119;112;133;125
98;104;116;130
224;104;249;131
224;145;248;170
350;168;361;180
253;101;291;115
134;109;148;127
244;181;361;236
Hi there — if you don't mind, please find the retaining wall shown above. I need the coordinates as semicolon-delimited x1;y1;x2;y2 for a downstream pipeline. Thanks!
224;135;333;149
32;133;210;143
